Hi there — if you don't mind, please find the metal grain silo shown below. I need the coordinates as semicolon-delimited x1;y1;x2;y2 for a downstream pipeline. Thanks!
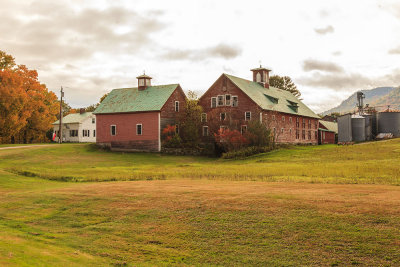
377;112;400;137
372;113;378;137
351;115;366;142
338;114;352;142
362;114;372;141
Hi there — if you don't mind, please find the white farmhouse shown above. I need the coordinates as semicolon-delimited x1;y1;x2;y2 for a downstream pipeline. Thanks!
52;111;96;143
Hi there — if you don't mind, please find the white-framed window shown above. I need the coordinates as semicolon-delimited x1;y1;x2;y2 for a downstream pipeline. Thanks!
93;130;96;137
175;124;179;134
220;125;228;131
232;96;238;107
202;126;209;136
136;124;142;135
282;116;285;122
201;113;207;122
245;111;251;121
92;118;95;124
175;101;179;112
83;129;89;137
256;72;261;82
220;112;227;121
69;130;78;137
139;79;144;86
225;94;231;106
111;125;116;136
289;128;292;136
241;125;247;134
217;95;224;106
211;97;217;108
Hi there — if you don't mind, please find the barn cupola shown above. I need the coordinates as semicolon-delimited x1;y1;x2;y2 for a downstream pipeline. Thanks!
137;72;152;91
251;65;271;89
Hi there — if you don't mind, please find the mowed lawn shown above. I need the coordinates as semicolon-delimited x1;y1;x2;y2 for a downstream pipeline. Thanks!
0;141;399;266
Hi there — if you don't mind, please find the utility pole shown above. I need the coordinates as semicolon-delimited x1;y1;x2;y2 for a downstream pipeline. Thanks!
59;86;64;144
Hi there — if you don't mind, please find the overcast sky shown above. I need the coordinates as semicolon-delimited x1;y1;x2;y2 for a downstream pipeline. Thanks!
2;0;400;113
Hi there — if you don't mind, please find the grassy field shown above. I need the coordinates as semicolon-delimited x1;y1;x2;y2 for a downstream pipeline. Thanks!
0;141;399;265
1;139;400;184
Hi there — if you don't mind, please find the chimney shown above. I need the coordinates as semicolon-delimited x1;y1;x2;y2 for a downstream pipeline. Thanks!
137;72;152;91
79;108;85;114
250;65;271;88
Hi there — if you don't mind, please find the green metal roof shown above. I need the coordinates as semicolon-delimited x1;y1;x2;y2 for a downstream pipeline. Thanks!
93;84;179;114
53;112;93;125
225;74;320;119
319;120;338;133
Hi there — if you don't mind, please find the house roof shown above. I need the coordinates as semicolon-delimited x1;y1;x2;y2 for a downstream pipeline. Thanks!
224;74;320;119
319;120;338;133
93;84;180;114
53;112;93;125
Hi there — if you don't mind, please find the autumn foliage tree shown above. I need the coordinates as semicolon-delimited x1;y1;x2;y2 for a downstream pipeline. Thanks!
0;50;59;144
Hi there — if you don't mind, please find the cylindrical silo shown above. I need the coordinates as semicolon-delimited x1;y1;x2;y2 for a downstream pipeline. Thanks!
351;116;366;142
377;112;400;137
372;113;378;137
362;114;372;141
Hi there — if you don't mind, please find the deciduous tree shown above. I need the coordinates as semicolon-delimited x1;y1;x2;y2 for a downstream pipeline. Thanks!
269;75;301;98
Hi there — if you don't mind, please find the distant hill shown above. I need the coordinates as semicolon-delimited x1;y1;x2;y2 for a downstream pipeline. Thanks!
322;87;399;115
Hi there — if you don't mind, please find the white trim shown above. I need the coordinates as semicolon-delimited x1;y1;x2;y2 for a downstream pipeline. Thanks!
241;125;247;134
217;95;224;106
245;111;251;121
201;113;207;122
211;97;217;108
111;125;116;136
232;96;238;107
202;126;209;136
220;112;226;121
225;94;231;106
136;123;143;135
158;112;161;151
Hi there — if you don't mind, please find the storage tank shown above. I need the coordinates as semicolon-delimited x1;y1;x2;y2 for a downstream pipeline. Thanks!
377;112;400;137
351;115;366;142
362;114;372;141
338;114;352;142
371;113;378;137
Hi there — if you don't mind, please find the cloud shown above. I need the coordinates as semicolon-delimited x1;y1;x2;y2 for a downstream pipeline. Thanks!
160;43;242;61
0;2;167;67
332;51;342;56
303;59;344;73
314;25;334;35
298;69;400;91
388;46;400;54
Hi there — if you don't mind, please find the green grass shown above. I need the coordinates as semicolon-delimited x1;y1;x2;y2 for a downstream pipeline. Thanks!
1;139;400;184
0;141;399;265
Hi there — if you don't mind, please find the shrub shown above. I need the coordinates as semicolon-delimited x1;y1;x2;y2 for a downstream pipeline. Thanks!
214;128;248;152
162;125;183;148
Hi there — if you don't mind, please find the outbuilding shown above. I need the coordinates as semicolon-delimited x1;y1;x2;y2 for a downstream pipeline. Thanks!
318;120;338;144
94;74;186;152
52;111;96;143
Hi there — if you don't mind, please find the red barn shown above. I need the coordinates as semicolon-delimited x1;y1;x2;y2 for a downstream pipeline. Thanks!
318;120;338;144
198;67;320;144
94;74;186;152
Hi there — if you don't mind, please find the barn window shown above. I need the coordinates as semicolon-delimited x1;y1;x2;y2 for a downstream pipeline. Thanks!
93;130;96;137
241;125;247;134
92;118;95;124
220;112;227;121
289;117;292;123
308;130;311;139
296;117;299;128
289;128;292;136
232;96;238;107
202;126;209;136
201;113;207;122
302;119;306;128
245;111;251;121
308;120;311;129
111;125;116;136
175;101;179;112
296;129;300;139
281;128;284;134
136;124;142;135
256;72;261;82
211;97;217;108
225;94;231;106
282;116;285;122
302;130;306;139
217;95;224;106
